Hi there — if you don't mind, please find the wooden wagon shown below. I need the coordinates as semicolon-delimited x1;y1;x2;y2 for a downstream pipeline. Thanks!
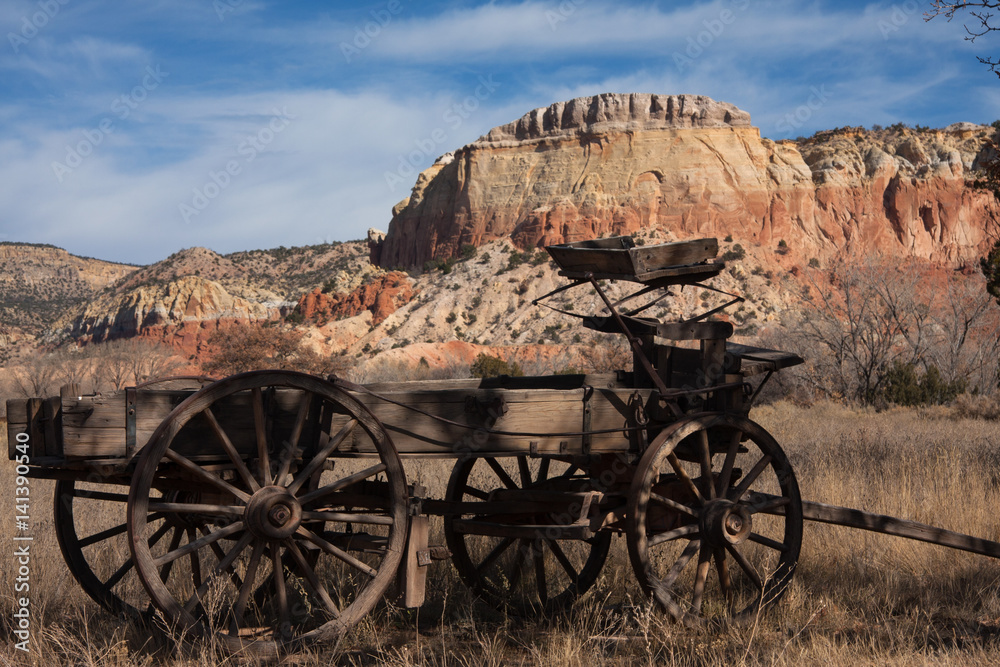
10;235;1000;656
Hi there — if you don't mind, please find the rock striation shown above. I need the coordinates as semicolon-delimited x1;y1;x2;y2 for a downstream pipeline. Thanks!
372;93;999;268
298;271;416;326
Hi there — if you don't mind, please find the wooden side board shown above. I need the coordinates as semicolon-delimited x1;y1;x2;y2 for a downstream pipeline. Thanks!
9;380;651;462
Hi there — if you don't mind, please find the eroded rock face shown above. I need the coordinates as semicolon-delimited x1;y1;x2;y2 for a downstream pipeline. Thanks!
298;271;416;326
69;276;290;343
372;93;998;268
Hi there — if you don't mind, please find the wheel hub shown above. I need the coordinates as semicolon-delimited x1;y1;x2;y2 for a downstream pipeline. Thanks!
701;499;752;547
244;486;302;540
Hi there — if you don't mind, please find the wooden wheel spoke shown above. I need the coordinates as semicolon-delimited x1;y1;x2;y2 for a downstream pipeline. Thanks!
158;527;185;580
148;501;244;517
286;539;341;618
667;453;704;504
749;532;788;552
517;456;532;488
717;429;743;496
298;463;386;507
661;539;700;589
731;454;772;503
697;430;716;500
301;510;393;526
146;521;174;548
104;557;135;589
163;449;251;503
72;489;129;503
275;392;312;484
747;495;791;515
287;419;357;495
649;523;700;548
271;543;291;639
230;541;265;635
508;540;529;589
486;458;518;490
650;492;699;518
153;521;244;568
463;486;490;501
200;525;246;591
562;465;579;478
714;548;732;602
252;388;271;486
79;521;128;547
691;545;712;614
298;527;378;578
532;542;547;607
203;406;260;493
474;537;515;576
538;458;550;483
545;539;579;583
187;528;203;589
725;543;763;589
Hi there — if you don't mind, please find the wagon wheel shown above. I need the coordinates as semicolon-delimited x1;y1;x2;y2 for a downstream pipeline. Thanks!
444;455;612;614
55;478;165;618
626;414;802;626
127;370;408;655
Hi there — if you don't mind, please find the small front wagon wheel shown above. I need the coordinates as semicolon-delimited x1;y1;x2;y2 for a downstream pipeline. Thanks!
127;371;408;656
626;414;802;626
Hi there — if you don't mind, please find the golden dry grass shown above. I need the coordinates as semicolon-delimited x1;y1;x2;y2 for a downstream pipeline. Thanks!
3;402;1000;665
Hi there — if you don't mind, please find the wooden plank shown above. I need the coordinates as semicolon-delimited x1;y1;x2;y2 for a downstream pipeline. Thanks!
399;515;429;608
629;238;718;273
63;427;126;458
658;321;733;341
41;397;62;457
6;399;28;459
799;500;1000;559
726;343;805;372
450;520;593;540
344;386;646;456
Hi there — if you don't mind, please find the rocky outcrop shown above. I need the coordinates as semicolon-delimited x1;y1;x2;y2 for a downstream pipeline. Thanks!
68;276;291;344
298;271;416;326
372;93;999;268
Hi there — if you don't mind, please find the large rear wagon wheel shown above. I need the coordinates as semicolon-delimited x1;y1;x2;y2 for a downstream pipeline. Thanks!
626;414;802;626
127;371;408;656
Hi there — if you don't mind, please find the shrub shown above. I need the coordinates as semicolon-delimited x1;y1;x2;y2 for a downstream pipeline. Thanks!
881;362;967;407
470;353;524;378
460;244;477;260
808;257;821;268
721;244;746;262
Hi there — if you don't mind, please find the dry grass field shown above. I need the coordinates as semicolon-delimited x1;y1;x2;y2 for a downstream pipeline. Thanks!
4;400;1000;666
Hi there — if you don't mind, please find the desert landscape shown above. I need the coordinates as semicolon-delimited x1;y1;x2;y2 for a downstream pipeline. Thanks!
2;88;1000;664
4;1;1000;664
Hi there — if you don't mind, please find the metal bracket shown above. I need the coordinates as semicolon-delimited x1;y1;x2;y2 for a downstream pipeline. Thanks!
581;385;594;454
125;387;137;456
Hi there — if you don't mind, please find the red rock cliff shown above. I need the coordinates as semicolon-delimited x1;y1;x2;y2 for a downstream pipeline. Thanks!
372;93;998;268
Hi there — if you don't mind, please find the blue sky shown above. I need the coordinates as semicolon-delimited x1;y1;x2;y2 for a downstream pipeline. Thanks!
0;0;994;264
